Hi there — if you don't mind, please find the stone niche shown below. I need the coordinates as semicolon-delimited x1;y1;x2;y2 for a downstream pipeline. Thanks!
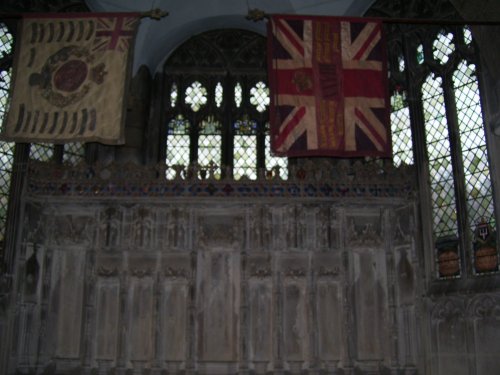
7;161;422;375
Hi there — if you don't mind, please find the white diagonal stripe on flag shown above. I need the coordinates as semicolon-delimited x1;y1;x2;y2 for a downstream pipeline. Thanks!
274;19;305;61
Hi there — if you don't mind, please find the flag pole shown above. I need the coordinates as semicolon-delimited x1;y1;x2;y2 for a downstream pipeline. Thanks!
246;8;500;25
0;9;169;20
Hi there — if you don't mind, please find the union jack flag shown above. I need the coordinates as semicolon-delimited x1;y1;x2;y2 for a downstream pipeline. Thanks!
268;15;391;157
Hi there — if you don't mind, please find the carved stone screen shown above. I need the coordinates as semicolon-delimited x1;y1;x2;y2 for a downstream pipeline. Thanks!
5;161;426;375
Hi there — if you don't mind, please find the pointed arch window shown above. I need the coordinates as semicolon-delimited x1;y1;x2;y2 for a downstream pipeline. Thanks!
162;29;287;180
387;25;498;278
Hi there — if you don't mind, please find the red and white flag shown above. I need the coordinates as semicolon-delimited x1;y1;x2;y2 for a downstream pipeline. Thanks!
268;15;391;157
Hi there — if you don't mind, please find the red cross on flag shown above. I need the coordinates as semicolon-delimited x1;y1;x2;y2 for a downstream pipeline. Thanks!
268;15;391;158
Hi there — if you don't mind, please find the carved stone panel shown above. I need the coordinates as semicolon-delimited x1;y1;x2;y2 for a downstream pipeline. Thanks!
127;276;155;361
161;253;191;361
248;254;273;362
352;249;388;361
468;295;500;375
52;250;86;358
281;254;309;362
197;250;240;361
314;253;343;361
95;278;120;361
431;299;468;375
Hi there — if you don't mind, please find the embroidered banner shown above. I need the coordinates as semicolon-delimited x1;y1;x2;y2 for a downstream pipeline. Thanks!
268;15;391;157
2;13;140;144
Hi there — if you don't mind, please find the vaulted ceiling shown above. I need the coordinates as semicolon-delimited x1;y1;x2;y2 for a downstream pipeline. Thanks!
84;0;376;73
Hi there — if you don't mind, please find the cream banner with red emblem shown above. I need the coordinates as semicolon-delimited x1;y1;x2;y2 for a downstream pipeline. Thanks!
2;13;139;144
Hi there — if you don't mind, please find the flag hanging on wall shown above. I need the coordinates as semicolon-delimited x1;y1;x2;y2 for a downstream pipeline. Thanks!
268;15;391;157
1;13;140;145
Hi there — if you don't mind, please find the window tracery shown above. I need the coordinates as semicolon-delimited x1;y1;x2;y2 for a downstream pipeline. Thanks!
162;29;287;180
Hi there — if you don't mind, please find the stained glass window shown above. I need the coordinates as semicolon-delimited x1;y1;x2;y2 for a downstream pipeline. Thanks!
389;26;498;278
163;30;288;180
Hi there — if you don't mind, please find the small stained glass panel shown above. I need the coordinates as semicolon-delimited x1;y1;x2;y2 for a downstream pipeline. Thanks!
199;116;222;135
234;116;257;135
250;81;270;113
433;31;455;64
185;81;207;112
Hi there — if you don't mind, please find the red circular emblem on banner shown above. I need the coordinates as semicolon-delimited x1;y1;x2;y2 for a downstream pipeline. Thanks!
53;60;88;93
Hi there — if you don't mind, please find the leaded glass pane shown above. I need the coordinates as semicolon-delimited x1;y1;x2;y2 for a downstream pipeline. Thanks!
433;31;455;64
390;91;414;167
185;81;207;112
453;61;496;230
0;22;13;244
166;115;191;179
170;83;178;108
235;82;242;108
422;74;458;238
63;143;85;165
416;44;424;64
234;135;257;180
250;81;270;113
398;55;405;72
198;116;222;177
30;144;54;162
265;133;288;179
463;26;473;45
215;82;223;108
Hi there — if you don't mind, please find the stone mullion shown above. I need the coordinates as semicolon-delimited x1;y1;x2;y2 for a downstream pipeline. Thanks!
239;250;249;374
152;273;162;374
308;265;318;374
402;31;436;281
385;209;401;373
81;249;96;371
273;267;284;374
115;270;129;371
441;73;471;276
185;249;197;375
